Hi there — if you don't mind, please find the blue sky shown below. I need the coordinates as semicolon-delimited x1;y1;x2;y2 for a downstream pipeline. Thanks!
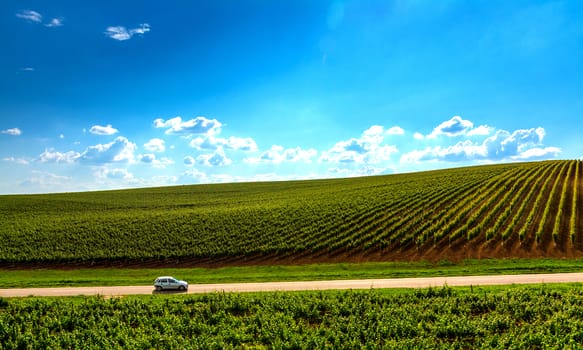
1;0;582;194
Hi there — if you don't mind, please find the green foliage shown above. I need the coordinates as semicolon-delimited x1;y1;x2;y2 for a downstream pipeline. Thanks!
571;161;580;244
2;287;583;348
0;160;580;264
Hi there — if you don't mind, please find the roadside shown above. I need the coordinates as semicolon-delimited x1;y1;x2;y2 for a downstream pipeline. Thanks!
2;272;583;298
1;258;582;289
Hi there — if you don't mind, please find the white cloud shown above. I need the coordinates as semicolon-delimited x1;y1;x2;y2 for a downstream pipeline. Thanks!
130;23;150;35
45;18;64;27
139;154;174;168
105;23;150;41
196;149;232;167
467;125;493;136
154;116;222;136
401;127;559;163
16;10;63;28
79;136;137;164
423;116;493;139
320;125;398;165
140;154;156;163
511;147;561;160
190;135;258;152
387;126;405;135
39;150;81;163
246;145;318;164
183;168;207;181
151;175;179;186
144;138;165;152
95;167;134;180
16;10;42;23
19;171;71;192
223;136;258;151
3;157;30;165
105;27;131;41
181;169;314;185
189;137;212;150
328;165;392;178
21;67;35;72
89;124;118;136
428;115;474;138
38;138;137;165
1;128;22;136
184;156;195;166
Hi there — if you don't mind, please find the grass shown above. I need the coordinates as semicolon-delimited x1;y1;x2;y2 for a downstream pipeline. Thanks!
1;257;583;288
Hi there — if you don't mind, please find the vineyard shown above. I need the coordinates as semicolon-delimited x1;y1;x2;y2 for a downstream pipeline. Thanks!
0;160;581;266
1;287;583;348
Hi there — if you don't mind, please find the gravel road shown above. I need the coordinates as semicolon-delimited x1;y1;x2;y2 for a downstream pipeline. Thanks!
1;273;582;298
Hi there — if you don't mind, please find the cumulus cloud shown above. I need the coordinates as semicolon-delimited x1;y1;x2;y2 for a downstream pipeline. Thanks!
89;124;118;136
513;147;562;160
1;128;22;136
328;165;391;177
105;23;150;41
139;154;174;168
39;150;81;163
190;135;258;152
423;116;493;139
144;138;165;152
95;167;134;180
197;149;232;167
154;116;222;136
38;138;137;165
79;136;137;164
16;10;42;23
246;145;318;164
184;156;195;166
183;168;207;181
387;126;405;135
467;125;494;136
428;116;474;138
401;127;560;163
320;125;399;165
140;154;156;163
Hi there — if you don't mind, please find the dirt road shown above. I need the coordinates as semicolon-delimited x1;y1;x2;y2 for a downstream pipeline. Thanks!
1;272;583;298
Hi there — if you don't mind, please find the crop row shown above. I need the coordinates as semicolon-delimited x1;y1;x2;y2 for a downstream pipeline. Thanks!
2;287;583;348
0;161;580;264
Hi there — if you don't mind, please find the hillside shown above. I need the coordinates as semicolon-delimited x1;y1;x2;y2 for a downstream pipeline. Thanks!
0;160;581;267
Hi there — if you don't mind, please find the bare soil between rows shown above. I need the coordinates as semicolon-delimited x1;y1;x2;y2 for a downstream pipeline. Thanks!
2;239;582;270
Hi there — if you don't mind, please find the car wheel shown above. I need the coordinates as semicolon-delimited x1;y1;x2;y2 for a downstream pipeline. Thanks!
155;286;162;291
179;285;186;291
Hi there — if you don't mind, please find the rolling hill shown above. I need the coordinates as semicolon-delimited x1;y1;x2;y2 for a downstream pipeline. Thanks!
0;160;581;267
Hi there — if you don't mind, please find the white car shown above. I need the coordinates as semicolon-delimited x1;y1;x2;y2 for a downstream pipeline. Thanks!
154;276;188;291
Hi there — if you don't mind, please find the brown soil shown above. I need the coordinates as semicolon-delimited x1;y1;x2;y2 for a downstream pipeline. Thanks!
2;239;582;271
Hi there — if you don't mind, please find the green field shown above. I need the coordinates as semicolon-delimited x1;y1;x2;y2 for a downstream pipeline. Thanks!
2;286;583;348
0;160;581;266
2;160;583;349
